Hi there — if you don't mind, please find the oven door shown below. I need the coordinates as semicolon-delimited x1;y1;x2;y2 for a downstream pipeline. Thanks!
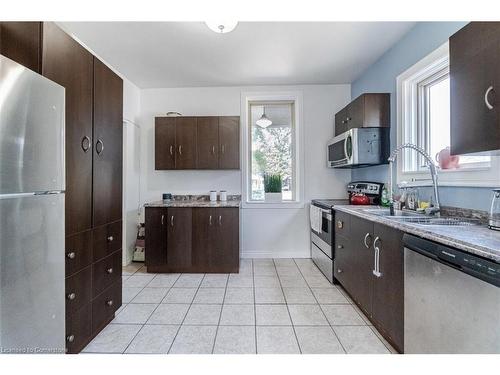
311;208;332;249
327;130;353;167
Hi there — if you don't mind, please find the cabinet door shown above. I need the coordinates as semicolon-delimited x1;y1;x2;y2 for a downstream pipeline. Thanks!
155;117;176;170
42;22;94;235
0;22;41;72
93;58;123;226
334;234;353;291
346;95;364;129
192;207;217;270
219;116;240;169
167;208;192;268
372;223;404;352
334;108;348;135
175;117;197;169
349;216;374;316
213;208;239;272
197;117;219;169
450;22;500;155
145;208;167;267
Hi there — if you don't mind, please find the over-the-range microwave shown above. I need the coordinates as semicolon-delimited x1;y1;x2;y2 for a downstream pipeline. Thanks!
327;128;390;168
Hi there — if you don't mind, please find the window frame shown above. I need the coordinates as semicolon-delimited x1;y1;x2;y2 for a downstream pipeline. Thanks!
396;42;500;188
240;91;304;209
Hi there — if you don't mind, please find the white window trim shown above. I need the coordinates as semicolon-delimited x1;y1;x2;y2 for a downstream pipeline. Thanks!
396;42;500;188
240;91;304;209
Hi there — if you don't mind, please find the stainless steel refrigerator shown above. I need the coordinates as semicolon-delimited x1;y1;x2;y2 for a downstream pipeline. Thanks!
0;55;65;353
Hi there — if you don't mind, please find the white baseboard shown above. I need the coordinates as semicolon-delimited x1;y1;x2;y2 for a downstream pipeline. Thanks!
240;250;311;259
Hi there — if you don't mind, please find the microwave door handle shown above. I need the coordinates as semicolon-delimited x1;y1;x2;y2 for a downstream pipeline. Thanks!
343;136;348;160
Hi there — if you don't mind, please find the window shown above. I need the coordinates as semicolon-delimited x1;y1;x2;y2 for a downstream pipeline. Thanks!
397;42;500;187
249;102;295;201
241;92;303;207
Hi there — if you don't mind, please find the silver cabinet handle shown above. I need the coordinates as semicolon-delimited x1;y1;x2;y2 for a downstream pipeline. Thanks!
218;215;222;226
67;293;76;300
337;268;343;273
161;214;164;225
106;300;114;307
337;244;343;249
170;215;174;227
67;252;76;259
363;233;372;249
66;335;75;343
96;139;104;155
212;145;216;155
178;145;182;155
81;136;91;152
169;145;174;156
209;215;212;226
485;86;494;110
107;236;114;242
373;236;382;278
337;220;343;229
106;268;113;274
221;144;225;154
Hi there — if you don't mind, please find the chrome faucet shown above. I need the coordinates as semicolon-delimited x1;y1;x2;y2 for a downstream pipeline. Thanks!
388;143;441;216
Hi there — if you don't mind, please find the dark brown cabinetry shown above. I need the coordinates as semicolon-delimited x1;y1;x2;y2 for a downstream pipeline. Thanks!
145;207;240;273
5;22;125;353
334;212;404;353
334;93;390;136
450;22;500;155
155;116;240;170
93;58;123;226
42;22;94;236
0;21;42;73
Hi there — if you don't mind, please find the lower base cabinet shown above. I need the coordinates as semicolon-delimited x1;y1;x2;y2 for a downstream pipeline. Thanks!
145;207;239;273
334;212;404;353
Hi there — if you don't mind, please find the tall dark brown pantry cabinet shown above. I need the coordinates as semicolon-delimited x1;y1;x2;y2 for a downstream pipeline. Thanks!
3;22;124;354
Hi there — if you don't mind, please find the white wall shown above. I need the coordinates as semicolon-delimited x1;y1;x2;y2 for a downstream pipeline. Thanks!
139;84;351;258
123;79;142;264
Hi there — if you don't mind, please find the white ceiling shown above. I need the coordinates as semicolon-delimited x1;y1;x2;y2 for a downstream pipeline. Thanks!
59;22;415;89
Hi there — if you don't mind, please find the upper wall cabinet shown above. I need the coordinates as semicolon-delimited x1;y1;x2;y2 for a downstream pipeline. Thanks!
450;22;500;155
155;116;240;170
334;93;390;136
0;22;42;73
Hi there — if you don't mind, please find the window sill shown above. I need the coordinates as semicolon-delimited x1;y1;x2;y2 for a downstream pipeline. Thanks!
398;180;500;188
242;201;305;209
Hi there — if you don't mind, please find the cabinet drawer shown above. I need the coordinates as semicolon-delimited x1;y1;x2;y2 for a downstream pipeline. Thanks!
66;303;92;354
65;230;92;277
65;266;92;315
334;211;351;236
92;250;122;297
92;280;122;332
93;220;122;262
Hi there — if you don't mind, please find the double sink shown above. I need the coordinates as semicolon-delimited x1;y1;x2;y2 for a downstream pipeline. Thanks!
362;208;478;226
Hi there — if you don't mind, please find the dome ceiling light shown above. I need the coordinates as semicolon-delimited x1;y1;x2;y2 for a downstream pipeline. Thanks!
205;21;238;34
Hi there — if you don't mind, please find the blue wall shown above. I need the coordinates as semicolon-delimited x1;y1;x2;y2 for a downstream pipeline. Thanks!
351;22;495;212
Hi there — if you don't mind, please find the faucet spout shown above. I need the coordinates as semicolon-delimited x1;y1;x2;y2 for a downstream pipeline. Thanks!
388;143;441;216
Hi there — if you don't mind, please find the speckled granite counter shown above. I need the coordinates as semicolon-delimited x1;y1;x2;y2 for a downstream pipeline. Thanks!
144;194;241;208
334;205;500;263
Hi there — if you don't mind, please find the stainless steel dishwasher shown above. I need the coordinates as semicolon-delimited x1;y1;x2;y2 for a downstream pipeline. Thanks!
403;234;500;354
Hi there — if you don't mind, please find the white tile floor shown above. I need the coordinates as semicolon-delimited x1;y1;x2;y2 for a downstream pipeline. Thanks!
83;259;395;354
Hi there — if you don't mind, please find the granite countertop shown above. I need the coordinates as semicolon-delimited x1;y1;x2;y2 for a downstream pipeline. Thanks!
144;194;241;208
334;205;500;263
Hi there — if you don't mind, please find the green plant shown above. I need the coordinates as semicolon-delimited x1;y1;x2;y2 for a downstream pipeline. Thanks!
263;173;282;193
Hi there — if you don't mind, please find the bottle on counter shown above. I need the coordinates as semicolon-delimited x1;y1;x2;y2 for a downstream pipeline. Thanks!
381;184;390;207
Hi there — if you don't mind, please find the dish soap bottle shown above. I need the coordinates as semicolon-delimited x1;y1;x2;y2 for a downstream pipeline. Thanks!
381;183;390;207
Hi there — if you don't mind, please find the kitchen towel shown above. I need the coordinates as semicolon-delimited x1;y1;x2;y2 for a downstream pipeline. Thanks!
310;205;322;233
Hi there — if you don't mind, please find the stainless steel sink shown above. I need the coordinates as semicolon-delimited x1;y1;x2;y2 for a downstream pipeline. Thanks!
361;208;420;217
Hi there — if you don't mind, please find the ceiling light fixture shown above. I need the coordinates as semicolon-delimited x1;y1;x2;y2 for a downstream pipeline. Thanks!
205;21;238;34
256;107;272;128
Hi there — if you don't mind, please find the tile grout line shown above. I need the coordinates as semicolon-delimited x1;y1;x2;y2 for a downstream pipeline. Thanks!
252;259;258;354
167;272;206;354
274;258;302;354
211;273;230;354
293;258;347;354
